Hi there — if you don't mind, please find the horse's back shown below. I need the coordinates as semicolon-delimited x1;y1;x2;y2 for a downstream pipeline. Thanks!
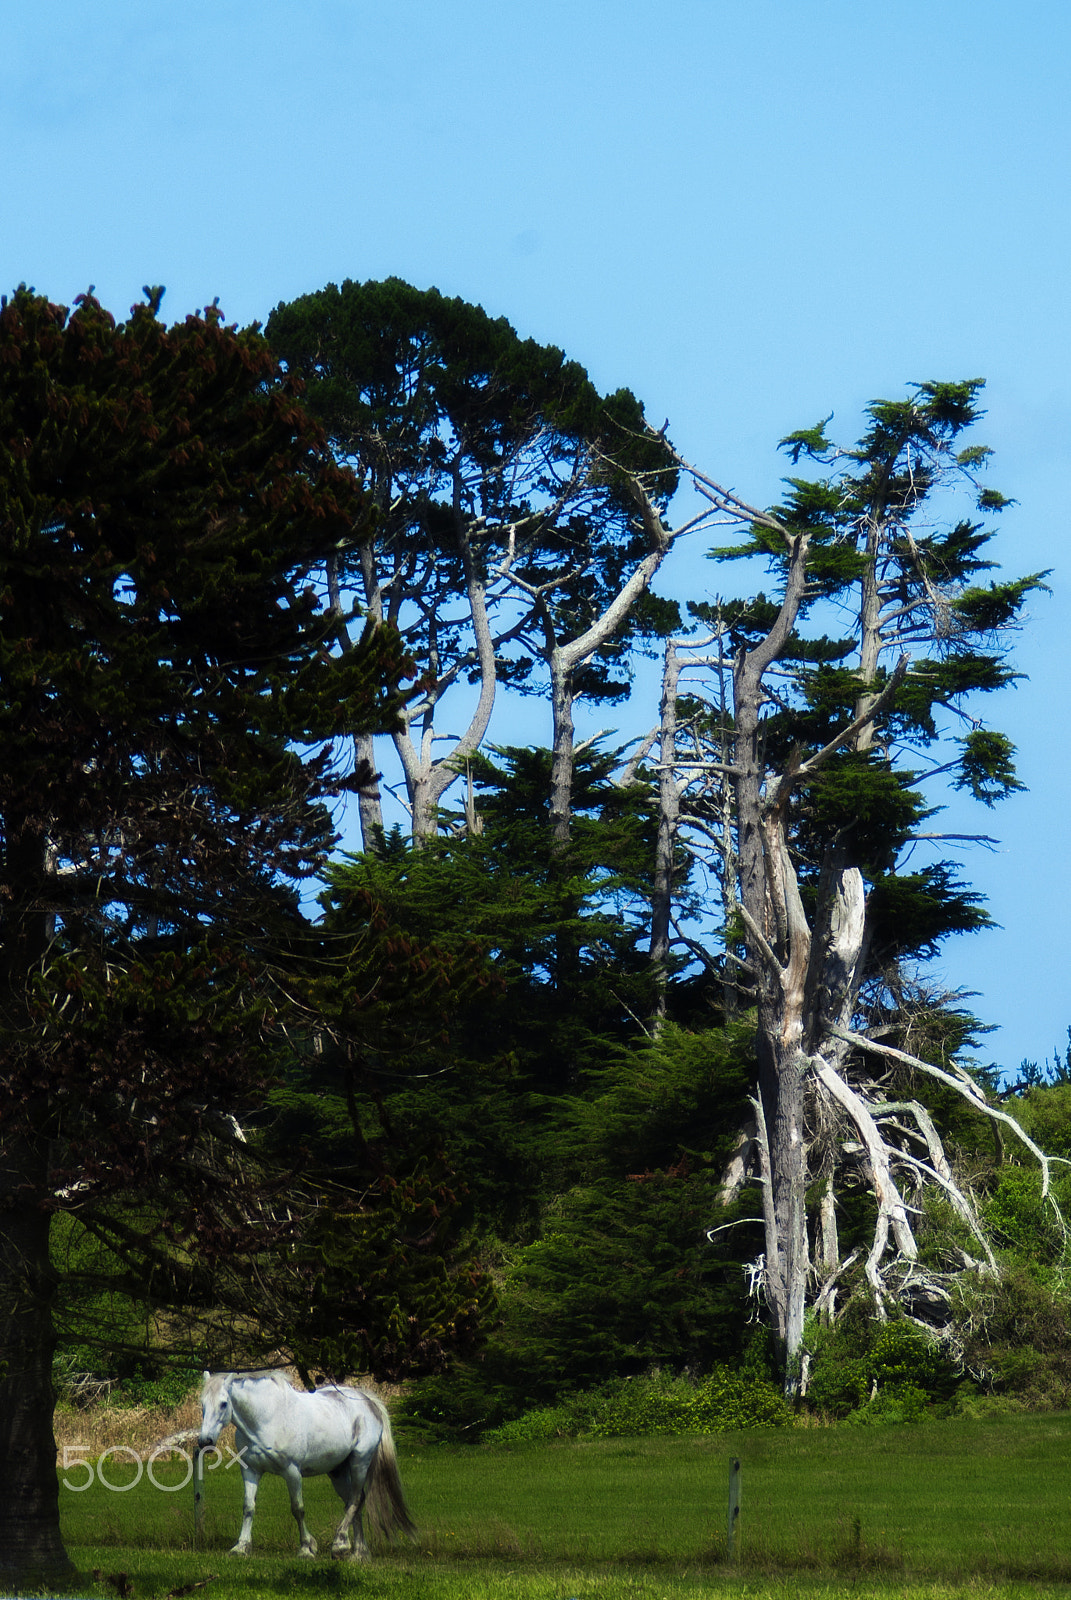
232;1376;382;1477
289;1383;382;1471
310;1385;382;1449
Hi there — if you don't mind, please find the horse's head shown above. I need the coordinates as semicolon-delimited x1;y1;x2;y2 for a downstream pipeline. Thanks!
198;1371;233;1450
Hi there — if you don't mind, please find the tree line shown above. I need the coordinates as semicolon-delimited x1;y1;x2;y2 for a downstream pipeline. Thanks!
0;279;1064;1583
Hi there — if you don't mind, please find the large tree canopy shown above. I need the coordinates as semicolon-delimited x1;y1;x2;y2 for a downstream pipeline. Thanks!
265;277;686;845
0;285;412;1582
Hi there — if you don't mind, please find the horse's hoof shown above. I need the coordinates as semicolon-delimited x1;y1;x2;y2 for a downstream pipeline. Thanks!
299;1545;318;1559
228;1545;250;1557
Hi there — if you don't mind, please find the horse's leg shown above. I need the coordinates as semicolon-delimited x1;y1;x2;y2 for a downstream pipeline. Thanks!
283;1464;318;1557
329;1459;369;1561
229;1464;261;1555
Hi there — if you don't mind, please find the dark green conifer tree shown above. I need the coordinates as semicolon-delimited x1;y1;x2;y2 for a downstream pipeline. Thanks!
314;740;667;1254
0;284;411;1581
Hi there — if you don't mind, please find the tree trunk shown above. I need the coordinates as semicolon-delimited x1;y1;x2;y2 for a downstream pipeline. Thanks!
327;549;386;848
730;528;814;1389
396;513;499;845
649;639;681;1014
354;730;385;851
548;651;575;852
817;1174;839;1286
0;1137;73;1583
853;510;885;748
0;828;73;1579
757;1030;809;1389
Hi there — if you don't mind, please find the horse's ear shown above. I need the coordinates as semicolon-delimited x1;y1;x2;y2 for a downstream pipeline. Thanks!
202;1370;210;1380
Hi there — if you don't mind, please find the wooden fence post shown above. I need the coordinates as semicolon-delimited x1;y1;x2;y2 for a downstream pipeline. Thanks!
194;1447;206;1547
727;1456;742;1561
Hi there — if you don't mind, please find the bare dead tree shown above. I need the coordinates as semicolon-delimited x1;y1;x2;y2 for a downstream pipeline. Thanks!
651;386;1054;1391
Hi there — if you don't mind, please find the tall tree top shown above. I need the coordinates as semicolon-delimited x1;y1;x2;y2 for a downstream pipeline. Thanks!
0;284;410;931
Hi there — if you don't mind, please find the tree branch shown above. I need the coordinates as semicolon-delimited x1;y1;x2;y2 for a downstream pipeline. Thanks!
765;655;910;815
831;1026;1060;1200
812;1057;918;1307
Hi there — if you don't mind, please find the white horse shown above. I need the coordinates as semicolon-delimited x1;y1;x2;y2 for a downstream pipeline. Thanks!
198;1370;415;1560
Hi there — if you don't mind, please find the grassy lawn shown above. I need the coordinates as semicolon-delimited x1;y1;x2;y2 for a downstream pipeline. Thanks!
44;1411;1071;1600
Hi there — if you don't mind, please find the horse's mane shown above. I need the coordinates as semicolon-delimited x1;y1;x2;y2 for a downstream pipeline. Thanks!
221;1368;294;1389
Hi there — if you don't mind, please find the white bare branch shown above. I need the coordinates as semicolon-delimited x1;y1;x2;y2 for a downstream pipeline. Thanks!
831;1025;1060;1200
812;1057;918;1312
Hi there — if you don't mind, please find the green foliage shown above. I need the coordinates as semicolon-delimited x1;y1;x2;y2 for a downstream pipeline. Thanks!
392;1021;760;1435
483;1367;793;1442
865;861;991;961
324;740;665;1091
50;1215;159;1380
565;1020;756;1177
266;277;681;711
805;1313;959;1421
1005;1074;1071;1157
954;727;1026;804
957;1262;1071;1410
298;741;705;1273
96;1368;199;1410
392;1357;532;1445
981;1166;1069;1265
795;751;926;879
844;1384;933;1426
285;1160;496;1383
478;1024;757;1399
499;1167;729;1390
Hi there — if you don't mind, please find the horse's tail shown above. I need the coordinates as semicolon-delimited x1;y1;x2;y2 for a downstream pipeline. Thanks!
363;1394;416;1543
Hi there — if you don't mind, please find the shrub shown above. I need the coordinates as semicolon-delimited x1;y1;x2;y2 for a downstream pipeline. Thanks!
394;1366;521;1444
957;1261;1071;1410
804;1311;959;1421
109;1367;200;1410
484;1367;793;1442
52;1354;199;1412
845;1383;932;1426
981;1166;1069;1264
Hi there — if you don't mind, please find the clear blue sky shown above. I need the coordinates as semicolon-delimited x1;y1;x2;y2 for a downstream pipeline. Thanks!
4;1;1069;1077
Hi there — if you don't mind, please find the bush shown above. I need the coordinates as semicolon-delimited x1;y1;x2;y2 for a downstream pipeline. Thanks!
957;1262;1071;1410
484;1367;793;1442
52;1353;199;1411
109;1367;200;1409
394;1366;521;1444
845;1383;932;1426
804;1311;959;1422
981;1166;1068;1264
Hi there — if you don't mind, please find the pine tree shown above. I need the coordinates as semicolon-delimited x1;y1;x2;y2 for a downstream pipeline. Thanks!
0;285;408;1581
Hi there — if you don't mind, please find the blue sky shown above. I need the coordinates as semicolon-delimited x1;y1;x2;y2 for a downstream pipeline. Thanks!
4;1;1069;1076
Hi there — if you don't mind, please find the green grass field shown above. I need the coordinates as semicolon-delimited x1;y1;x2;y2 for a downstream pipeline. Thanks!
42;1411;1071;1600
